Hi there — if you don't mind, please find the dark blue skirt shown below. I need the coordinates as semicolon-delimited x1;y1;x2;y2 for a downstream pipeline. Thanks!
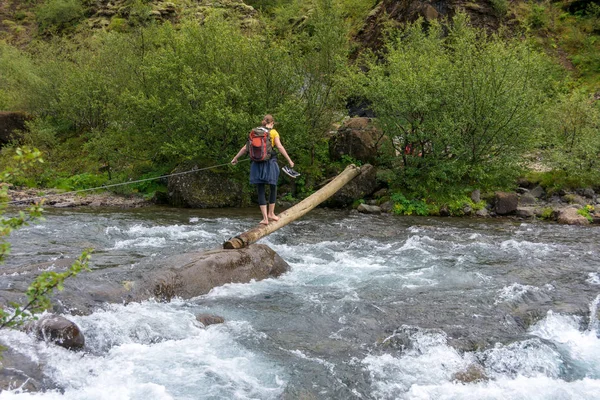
250;156;280;185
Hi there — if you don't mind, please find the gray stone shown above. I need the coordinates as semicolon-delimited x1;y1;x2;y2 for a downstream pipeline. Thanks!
529;185;545;199
196;314;225;326
357;203;381;214
494;192;518;215
557;207;590;225
380;201;394;213
516;207;535;218
329;118;385;164
470;189;481;204
519;193;537;206
475;208;489;217
25;315;85;350
325;164;378;208
167;164;248;208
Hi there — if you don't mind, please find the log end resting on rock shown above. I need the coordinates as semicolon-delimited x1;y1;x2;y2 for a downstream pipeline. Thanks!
224;164;362;249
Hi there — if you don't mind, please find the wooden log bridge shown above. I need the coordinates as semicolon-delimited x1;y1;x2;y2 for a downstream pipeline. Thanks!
223;164;362;249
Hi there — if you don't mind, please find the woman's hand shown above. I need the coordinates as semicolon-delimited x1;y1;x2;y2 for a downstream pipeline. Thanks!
231;158;238;165
289;160;294;168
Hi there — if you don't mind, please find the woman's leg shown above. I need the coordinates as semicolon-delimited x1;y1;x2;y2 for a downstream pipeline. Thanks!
267;184;279;221
257;184;269;224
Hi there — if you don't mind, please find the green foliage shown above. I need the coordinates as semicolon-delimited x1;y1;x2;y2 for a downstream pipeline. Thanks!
52;173;108;191
540;207;554;219
527;3;549;29
36;0;84;34
390;193;430;216
490;0;509;17
541;90;600;184
358;14;555;198
577;207;593;222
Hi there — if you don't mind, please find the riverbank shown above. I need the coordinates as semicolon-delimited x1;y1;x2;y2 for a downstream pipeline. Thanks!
6;188;150;208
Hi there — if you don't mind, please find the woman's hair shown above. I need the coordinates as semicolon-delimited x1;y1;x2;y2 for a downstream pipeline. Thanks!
261;114;274;126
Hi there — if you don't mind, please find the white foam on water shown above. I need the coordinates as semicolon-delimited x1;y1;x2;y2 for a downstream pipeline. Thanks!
499;239;556;257
587;273;600;285
406;376;600;400
105;223;216;250
494;283;541;305
363;328;473;398
530;310;600;377
0;302;285;400
362;307;600;400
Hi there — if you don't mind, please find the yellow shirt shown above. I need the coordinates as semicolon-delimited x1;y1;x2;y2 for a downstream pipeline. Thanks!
269;129;280;148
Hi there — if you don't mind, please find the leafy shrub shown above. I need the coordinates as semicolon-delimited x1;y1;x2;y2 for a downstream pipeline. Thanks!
577;207;593;222
390;193;429;216
527;4;549;29
35;0;84;34
490;0;509;17
540;207;554;219
53;173;108;191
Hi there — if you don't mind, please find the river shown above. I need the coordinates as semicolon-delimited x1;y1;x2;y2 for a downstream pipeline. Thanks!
1;207;600;399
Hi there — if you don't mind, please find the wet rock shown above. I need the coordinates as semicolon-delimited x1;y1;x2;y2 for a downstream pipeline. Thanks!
561;193;588;206
519;193;537;206
576;188;595;199
475;208;489;217
196;314;225;326
452;364;488;383
1;245;289;316
132;245;290;302
329;117;385;165
325;164;378;208
494;192;517;215
357;203;381;214
167;163;249;208
0;345;50;392
24;314;85;350
380;201;394;213
557;207;590;225
530;185;545;199
516;207;535;219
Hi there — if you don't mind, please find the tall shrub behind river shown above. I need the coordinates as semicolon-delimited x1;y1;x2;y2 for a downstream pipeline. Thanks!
0;3;349;190
355;14;563;198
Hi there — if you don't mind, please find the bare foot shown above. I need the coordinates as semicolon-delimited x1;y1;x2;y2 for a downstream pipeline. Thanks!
260;219;269;225
268;215;279;221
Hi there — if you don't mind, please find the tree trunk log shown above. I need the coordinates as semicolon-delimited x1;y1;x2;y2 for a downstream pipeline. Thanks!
223;164;362;249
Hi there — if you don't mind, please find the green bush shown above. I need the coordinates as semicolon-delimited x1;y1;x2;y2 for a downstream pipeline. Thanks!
358;13;554;198
36;0;84;34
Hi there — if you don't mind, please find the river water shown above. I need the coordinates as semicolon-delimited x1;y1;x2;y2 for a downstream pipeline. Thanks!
1;207;600;399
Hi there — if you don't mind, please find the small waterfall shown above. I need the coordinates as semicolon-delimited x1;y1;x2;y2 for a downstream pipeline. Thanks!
588;294;600;333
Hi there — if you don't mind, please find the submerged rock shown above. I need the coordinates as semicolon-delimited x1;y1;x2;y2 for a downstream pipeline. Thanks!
24;314;85;350
196;314;225;326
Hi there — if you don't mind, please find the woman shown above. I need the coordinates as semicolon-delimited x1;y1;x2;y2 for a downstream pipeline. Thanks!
231;114;294;225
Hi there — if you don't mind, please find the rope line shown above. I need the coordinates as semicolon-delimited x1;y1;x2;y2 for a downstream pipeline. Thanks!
4;159;249;205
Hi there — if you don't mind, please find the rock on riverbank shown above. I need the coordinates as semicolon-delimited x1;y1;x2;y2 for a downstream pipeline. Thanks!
6;188;150;208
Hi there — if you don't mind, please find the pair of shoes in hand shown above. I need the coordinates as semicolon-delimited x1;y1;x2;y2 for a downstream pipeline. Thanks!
282;166;301;178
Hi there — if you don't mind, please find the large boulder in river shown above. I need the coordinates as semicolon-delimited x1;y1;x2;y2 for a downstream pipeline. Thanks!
128;244;290;302
0;245;289;316
167;163;248;208
24;314;85;350
329;118;385;165
324;164;378;208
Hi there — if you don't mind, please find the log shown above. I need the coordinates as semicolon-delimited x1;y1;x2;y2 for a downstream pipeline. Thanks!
223;164;362;249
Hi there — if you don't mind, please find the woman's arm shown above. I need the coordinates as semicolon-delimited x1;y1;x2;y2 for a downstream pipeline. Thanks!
274;136;294;167
231;145;247;164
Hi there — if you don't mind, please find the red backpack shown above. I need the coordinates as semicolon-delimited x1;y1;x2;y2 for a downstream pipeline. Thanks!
247;127;272;162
